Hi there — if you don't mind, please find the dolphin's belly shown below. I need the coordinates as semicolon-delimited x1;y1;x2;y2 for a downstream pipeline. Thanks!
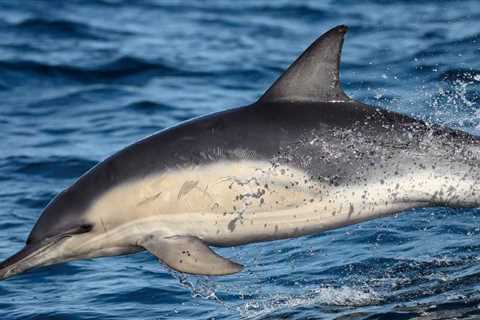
81;160;446;248
85;160;321;229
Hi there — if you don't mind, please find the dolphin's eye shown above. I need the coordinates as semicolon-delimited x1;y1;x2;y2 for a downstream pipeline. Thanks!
62;223;94;237
25;223;93;245
77;224;93;233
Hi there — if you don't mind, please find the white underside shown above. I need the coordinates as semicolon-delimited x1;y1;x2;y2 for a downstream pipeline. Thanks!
56;159;477;260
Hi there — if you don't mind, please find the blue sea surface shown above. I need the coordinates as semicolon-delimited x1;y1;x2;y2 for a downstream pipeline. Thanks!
1;0;480;319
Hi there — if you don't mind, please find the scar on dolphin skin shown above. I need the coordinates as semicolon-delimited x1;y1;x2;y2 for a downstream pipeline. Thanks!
348;203;354;218
227;204;249;232
100;218;107;233
137;192;163;206
177;180;199;200
227;217;239;232
176;180;229;213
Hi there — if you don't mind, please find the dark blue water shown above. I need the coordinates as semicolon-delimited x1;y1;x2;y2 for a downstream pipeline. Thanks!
1;1;480;319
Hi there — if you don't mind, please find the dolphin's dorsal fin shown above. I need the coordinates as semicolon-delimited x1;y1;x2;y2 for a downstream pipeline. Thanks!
259;25;351;104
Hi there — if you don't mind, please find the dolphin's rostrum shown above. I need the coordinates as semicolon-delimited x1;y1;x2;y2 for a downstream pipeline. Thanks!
1;25;480;281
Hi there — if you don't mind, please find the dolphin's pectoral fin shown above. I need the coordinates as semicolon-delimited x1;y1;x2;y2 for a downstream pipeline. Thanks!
140;234;243;276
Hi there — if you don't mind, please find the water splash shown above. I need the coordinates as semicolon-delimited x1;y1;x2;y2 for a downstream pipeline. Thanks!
238;285;381;319
427;76;480;131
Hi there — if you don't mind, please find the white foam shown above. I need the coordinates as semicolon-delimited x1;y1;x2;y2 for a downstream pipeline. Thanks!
238;285;382;319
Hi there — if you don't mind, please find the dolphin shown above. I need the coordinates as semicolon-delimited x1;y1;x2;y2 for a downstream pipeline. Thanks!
1;25;479;281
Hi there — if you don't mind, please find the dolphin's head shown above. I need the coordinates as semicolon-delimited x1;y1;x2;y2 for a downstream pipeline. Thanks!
0;185;93;280
28;187;93;244
0;179;138;281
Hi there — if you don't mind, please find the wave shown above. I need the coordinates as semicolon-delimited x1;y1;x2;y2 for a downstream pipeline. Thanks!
8;155;97;180
0;56;184;83
0;56;265;87
12;18;107;41
125;100;177;114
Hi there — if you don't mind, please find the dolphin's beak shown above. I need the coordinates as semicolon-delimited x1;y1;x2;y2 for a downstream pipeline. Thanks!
0;239;64;280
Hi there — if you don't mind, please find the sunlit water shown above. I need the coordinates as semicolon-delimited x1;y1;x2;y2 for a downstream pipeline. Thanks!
1;1;480;319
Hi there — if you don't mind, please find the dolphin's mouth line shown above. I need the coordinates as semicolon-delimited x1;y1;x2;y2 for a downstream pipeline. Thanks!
25;236;67;261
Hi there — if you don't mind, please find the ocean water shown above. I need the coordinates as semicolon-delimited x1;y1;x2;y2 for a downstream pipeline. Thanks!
0;0;480;319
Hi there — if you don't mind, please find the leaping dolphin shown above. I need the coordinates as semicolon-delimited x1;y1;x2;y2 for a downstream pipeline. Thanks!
1;25;479;281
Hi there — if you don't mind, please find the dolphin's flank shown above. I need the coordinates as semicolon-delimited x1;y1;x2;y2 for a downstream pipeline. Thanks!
1;25;479;281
